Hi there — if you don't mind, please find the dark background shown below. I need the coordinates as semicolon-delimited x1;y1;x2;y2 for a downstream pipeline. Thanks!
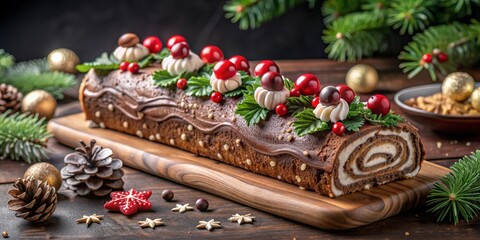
0;0;327;62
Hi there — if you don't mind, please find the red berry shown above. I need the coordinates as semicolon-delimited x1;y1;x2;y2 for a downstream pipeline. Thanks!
275;104;288;116
127;62;139;73
254;60;280;77
335;84;355;104
289;88;300;97
210;92;223;103
119;61;129;72
367;94;391;116
332;122;345;135
422;53;432;63
195;198;209;212
201;45;224;64
312;96;320;108
261;71;284;91
176;78;187;90
166;35;187;49
170;42;190;59
213;60;236;80
143;36;163;53
320;86;340;106
294;74;321;96
229;55;250;73
437;52;448;63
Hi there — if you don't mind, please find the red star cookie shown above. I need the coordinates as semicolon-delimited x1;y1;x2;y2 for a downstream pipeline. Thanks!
104;188;152;216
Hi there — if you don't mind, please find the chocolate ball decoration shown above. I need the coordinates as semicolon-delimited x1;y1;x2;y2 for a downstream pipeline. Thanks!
170;42;190;59
261;71;284;91
442;72;475;102
195;198;209;212
319;86;341;106
294;74;321;96
118;33;140;47
161;189;174;202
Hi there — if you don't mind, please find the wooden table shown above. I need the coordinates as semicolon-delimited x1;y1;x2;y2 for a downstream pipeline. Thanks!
1;59;479;239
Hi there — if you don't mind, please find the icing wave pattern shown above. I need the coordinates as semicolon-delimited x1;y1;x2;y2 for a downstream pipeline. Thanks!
113;44;150;62
161;52;204;76
254;87;290;110
313;99;349;123
210;73;242;93
330;129;420;197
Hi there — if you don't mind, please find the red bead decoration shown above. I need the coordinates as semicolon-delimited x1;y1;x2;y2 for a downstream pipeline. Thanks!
142;36;163;53
119;61;129;72
422;53;433;63
294;74;321;96
275;104;288;116
229;55;250;74
254;60;280;77
261;71;284;91
176;78;187;90
335;84;355;104
210;91;223;103
170;42;190;59
367;94;391;116
312;96;320;108
166;35;187;49
213;60;236;80
332;122;345;135
127;62;139;73
200;45;224;64
104;188;152;216
289;88;300;97
437;52;448;63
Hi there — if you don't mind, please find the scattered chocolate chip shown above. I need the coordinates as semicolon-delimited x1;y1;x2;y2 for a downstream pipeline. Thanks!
161;189;174;202
195;198;209;212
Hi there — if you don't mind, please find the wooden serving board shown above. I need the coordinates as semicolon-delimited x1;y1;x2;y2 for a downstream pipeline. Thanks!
48;113;450;230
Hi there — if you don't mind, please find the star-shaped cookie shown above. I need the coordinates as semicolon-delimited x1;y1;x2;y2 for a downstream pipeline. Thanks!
196;219;222;231
76;213;104;227
228;213;255;224
138;218;165;229
171;203;194;213
104;188;152;216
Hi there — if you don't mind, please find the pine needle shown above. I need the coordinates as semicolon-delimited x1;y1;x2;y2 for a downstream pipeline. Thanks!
0;111;52;163
427;150;480;224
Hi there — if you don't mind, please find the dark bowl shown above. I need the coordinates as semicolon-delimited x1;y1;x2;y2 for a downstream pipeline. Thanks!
394;83;480;133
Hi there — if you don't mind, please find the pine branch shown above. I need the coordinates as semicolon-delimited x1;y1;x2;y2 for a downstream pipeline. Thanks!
323;12;388;61
387;0;438;35
0;59;76;99
399;22;480;80
427;150;480;224
321;0;361;25
0;49;15;74
224;0;316;30
442;0;480;15
0;111;52;163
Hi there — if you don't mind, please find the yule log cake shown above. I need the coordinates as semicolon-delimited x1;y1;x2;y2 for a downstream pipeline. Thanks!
77;33;425;197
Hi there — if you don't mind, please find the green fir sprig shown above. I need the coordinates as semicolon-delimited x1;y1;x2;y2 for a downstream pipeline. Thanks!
0;57;76;99
0;49;15;74
0;111;52;163
427;150;480;224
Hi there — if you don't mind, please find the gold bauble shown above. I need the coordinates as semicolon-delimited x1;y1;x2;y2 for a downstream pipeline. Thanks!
21;90;57;120
442;72;475;102
471;87;480;111
345;64;379;93
47;48;80;74
24;162;62;191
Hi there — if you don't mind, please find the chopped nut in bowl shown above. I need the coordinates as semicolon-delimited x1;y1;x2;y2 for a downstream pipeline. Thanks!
395;83;480;134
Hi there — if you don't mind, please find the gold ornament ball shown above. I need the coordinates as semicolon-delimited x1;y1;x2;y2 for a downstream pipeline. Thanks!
471;87;480;111
24;162;62;191
47;48;80;74
21;90;57;120
442;72;475;102
345;64;379;93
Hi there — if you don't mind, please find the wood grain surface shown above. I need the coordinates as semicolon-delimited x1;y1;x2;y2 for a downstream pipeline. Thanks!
48;113;450;230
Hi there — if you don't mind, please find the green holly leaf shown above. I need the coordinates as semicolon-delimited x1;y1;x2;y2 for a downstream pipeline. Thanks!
153;70;183;88
293;109;330;136
287;95;314;114
235;94;269;126
365;110;405;127
76;62;119;73
342;115;365;131
153;48;170;61
283;77;295;90
198;63;215;78
224;88;244;97
225;72;258;97
138;55;154;68
347;96;367;118
185;76;213;97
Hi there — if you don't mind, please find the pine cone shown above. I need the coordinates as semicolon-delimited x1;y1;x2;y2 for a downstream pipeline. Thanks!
61;139;124;196
0;83;23;113
8;177;57;223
